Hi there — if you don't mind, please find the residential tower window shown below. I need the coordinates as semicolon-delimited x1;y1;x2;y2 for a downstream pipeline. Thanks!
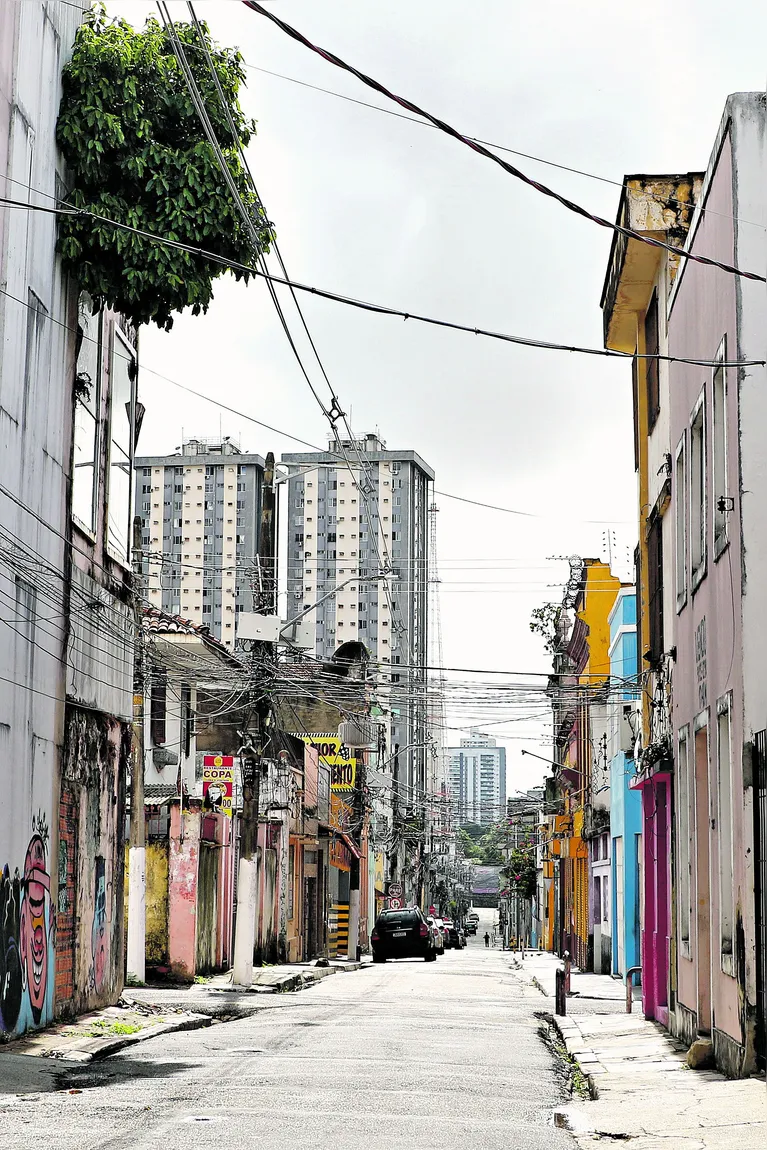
647;512;664;664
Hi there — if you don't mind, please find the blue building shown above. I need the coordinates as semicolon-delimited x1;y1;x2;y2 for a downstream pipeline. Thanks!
608;589;642;980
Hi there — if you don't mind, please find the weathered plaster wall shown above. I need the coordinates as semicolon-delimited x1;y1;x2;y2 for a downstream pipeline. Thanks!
668;114;748;1065
167;802;200;979
57;708;128;1018
0;0;86;1039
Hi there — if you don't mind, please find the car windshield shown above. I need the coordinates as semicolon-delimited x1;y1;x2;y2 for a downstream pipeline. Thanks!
377;911;419;928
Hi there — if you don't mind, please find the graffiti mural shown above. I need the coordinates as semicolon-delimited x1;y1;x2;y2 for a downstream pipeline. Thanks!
91;856;108;995
0;814;55;1035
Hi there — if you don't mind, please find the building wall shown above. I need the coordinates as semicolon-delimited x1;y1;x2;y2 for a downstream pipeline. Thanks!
668;110;751;1070
282;438;433;799
0;0;91;1039
135;443;264;649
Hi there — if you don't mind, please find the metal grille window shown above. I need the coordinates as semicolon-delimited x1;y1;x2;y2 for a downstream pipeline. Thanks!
647;512;664;664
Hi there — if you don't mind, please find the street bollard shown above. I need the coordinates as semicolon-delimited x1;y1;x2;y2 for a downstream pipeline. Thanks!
555;967;566;1016
563;950;571;995
626;966;641;1013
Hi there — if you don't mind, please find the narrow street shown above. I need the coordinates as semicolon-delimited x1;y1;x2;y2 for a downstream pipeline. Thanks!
0;923;574;1150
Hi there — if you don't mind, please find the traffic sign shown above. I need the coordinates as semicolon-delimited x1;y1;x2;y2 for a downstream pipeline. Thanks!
387;882;403;899
387;896;403;910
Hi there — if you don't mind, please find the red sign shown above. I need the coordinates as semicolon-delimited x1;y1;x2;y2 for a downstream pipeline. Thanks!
202;755;234;818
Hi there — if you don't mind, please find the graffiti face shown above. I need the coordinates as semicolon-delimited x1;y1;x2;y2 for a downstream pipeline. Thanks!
19;835;51;1025
91;857;107;995
1;822;54;1036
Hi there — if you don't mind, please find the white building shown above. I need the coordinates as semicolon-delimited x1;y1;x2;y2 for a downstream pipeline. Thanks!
0;1;136;1038
134;438;265;649
281;435;434;807
448;735;507;827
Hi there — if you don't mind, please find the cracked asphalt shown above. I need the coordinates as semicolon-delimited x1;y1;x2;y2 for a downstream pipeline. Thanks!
0;921;575;1150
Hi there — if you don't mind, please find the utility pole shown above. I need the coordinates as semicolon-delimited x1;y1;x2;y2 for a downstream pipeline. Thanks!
127;516;146;984
233;453;276;986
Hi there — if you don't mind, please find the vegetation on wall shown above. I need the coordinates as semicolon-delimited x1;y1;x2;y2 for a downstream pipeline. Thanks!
529;601;561;654
56;5;270;330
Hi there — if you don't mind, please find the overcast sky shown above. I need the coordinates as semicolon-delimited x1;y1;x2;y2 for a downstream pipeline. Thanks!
110;0;767;794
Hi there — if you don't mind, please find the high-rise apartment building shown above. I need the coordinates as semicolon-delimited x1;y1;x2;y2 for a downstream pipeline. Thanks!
448;735;507;826
134;438;264;648
281;435;433;798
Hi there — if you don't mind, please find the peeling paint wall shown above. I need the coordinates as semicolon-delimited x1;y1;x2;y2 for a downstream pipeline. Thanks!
56;707;129;1019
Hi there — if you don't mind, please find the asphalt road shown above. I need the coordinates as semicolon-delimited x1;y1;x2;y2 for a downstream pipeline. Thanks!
0;916;575;1150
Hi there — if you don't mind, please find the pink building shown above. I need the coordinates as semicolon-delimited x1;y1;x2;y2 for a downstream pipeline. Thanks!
668;93;767;1076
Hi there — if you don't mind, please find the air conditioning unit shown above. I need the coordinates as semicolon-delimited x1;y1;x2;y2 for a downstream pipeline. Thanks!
339;719;378;749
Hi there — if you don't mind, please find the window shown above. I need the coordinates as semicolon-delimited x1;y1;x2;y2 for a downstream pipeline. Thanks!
647;512;663;664
717;694;734;967
690;390;706;587
180;684;193;759
675;434;687;610
645;291;660;431
73;299;102;532
150;673;167;746
107;329;136;563
713;341;729;557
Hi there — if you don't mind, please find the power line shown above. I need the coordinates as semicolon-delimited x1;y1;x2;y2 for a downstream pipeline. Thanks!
0;197;759;370
242;1;767;287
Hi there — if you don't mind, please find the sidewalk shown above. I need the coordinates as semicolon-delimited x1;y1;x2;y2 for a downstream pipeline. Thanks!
513;951;767;1148
5;995;210;1066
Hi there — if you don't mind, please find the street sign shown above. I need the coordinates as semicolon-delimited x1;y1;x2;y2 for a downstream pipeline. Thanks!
387;881;403;899
202;755;234;818
387;896;403;910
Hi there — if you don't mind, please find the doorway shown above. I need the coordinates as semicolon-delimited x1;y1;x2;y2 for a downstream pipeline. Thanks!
694;721;712;1033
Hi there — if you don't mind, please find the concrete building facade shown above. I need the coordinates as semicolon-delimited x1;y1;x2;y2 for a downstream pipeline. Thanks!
448;735;507;827
134;438;264;649
281;435;433;807
0;1;137;1038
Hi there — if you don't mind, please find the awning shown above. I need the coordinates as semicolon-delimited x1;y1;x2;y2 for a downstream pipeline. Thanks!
338;832;361;860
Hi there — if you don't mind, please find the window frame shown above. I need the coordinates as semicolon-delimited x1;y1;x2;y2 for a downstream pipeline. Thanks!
645;291;660;432
712;337;729;560
689;387;707;592
675;432;687;613
105;326;136;567
72;299;103;537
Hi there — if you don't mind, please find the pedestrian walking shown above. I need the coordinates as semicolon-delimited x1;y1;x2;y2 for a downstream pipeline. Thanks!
484;931;490;948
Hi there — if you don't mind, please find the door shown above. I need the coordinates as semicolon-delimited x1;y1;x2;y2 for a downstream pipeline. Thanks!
196;843;218;974
55;784;78;1015
694;724;712;1033
753;729;767;1070
615;836;625;976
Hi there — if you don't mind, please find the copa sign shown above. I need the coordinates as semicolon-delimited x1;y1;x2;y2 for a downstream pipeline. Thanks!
293;733;357;792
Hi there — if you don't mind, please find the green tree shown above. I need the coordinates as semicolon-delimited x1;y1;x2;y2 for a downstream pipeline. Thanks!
56;5;270;329
529;602;561;654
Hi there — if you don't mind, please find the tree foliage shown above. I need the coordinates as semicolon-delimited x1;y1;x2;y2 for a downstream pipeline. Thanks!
529;601;561;654
501;838;537;901
56;5;270;330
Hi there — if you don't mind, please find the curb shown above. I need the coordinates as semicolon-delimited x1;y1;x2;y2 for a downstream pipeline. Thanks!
549;1013;599;1100
57;1013;212;1064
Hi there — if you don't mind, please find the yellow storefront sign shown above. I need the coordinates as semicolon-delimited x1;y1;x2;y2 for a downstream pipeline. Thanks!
293;733;357;792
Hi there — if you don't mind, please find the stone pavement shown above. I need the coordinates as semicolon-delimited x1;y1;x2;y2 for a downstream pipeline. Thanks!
513;950;767;1148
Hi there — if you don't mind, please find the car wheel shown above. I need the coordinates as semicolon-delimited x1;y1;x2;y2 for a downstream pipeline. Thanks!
373;955;386;963
425;951;436;962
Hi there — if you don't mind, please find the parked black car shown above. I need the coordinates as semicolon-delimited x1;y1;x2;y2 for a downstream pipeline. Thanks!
445;921;465;949
371;908;437;962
